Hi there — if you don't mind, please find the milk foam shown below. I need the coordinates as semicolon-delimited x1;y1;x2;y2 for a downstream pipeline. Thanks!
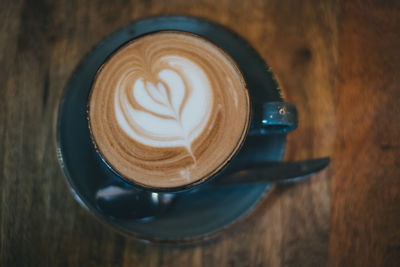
88;32;249;188
114;56;213;152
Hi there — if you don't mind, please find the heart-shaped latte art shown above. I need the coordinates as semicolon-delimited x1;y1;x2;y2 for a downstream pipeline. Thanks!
114;56;213;157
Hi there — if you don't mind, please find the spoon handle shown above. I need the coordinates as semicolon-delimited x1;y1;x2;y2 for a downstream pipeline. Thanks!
210;157;330;186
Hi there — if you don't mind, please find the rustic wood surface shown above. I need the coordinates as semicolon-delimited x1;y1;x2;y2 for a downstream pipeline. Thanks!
329;1;400;266
0;0;398;266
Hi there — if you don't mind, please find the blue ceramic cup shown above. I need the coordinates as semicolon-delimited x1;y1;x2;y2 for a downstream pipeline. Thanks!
87;31;298;193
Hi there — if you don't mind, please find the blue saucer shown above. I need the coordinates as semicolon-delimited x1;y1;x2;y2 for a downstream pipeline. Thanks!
56;16;286;242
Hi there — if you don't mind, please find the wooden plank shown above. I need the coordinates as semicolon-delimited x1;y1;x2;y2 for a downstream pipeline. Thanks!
329;1;400;266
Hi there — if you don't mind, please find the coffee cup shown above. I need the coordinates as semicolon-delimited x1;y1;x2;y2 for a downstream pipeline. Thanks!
87;31;297;192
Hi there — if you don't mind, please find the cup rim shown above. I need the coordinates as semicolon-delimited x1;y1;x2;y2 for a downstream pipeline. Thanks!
86;30;251;193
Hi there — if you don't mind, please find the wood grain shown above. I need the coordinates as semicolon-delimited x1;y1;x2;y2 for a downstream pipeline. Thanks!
329;1;400;266
0;0;397;266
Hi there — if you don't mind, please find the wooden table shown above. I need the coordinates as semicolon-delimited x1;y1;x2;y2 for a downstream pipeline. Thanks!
1;0;399;266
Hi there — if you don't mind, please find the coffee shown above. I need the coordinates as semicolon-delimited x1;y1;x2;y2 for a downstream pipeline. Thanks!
88;32;249;188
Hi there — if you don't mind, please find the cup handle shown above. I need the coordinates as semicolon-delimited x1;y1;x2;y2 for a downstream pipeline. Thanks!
249;102;298;135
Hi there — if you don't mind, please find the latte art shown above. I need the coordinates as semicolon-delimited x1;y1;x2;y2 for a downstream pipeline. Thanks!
114;55;213;156
89;32;249;188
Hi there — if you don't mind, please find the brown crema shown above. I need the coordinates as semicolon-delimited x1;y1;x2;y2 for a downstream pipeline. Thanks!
88;32;249;189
